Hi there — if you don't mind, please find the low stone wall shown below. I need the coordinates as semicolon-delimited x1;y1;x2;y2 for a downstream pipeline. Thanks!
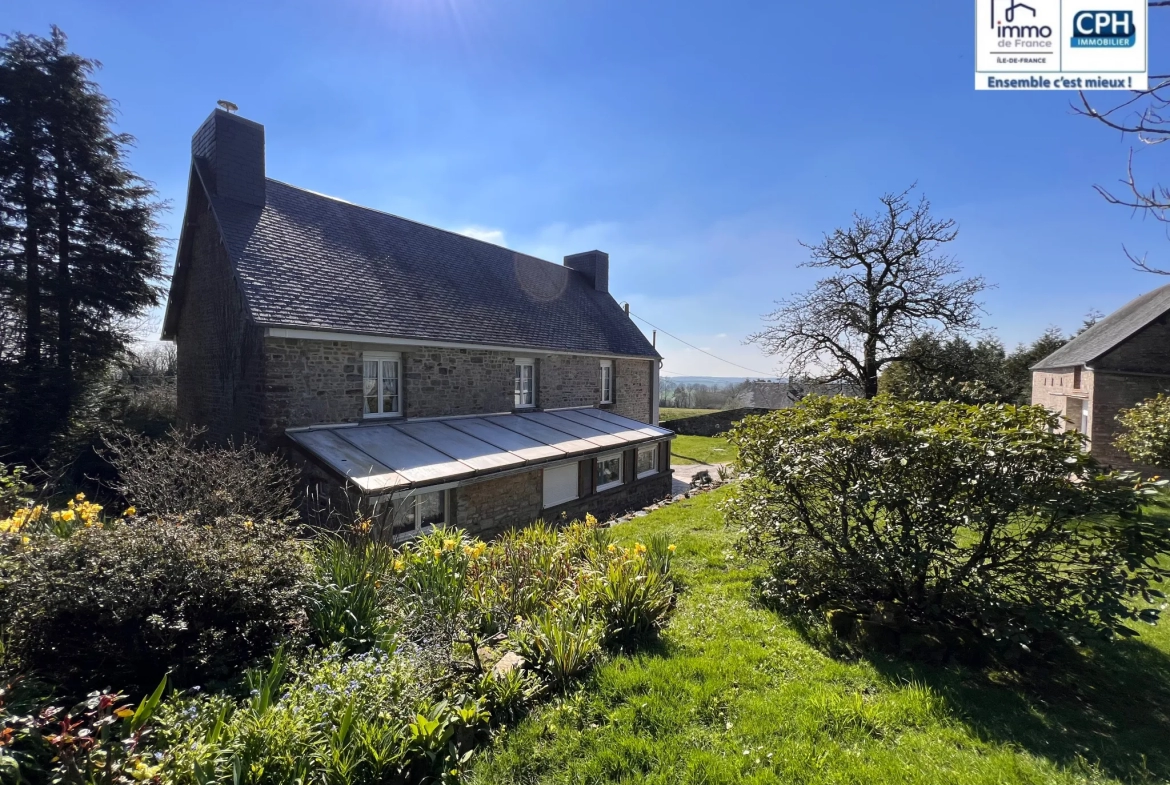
660;407;771;436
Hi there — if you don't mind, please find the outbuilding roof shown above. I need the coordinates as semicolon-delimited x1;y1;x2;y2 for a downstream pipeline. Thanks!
288;407;672;495
1031;282;1170;371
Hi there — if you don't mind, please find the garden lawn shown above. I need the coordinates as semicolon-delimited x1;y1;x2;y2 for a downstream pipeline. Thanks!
469;486;1170;785
660;407;720;422
670;434;737;466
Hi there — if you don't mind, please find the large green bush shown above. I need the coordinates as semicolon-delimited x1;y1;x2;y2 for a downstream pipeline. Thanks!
1116;393;1170;470
1;518;310;693
726;396;1170;653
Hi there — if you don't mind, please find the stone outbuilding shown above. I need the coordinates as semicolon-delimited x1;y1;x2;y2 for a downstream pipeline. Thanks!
1031;282;1170;472
161;108;674;539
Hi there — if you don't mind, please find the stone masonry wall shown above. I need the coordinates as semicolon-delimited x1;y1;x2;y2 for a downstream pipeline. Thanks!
261;338;364;442
175;187;265;444
1031;368;1090;425
613;359;653;424
455;470;544;538
1091;372;1170;472
541;354;602;410
454;464;674;539
404;348;514;419
262;338;656;436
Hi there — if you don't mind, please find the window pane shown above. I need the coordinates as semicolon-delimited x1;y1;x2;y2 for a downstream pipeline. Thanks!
637;446;656;475
515;366;523;407
417;491;445;527
601;366;612;402
522;365;534;405
381;360;399;413
597;455;621;487
391;503;416;537
364;361;379;414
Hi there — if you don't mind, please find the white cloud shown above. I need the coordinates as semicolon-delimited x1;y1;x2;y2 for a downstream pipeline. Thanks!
716;333;728;339
457;226;507;246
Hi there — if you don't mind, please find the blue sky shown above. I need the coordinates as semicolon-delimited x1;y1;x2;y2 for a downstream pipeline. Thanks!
7;0;1170;378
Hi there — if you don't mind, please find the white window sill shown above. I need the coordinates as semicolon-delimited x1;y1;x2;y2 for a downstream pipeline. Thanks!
363;412;403;420
596;480;623;493
636;470;658;480
514;404;536;410
392;523;436;544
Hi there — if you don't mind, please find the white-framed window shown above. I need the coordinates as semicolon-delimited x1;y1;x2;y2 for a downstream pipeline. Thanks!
391;489;447;541
636;444;658;478
515;358;535;408
363;352;401;417
543;462;579;508
600;360;613;404
596;452;623;492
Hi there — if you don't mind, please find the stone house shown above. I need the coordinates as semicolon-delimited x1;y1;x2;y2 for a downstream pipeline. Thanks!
161;108;674;539
1031;282;1170;471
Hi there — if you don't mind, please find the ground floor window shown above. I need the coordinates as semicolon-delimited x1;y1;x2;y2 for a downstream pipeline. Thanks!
543;462;579;508
636;444;658;478
596;452;623;492
392;489;448;541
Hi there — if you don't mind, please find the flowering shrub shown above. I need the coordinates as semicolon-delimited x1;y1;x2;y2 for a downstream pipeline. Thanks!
0;517;310;693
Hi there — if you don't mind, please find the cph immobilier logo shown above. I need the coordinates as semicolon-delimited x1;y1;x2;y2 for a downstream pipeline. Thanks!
975;0;1147;90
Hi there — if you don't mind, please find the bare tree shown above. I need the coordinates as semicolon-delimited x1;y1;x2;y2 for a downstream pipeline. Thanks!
748;187;987;398
1075;1;1170;274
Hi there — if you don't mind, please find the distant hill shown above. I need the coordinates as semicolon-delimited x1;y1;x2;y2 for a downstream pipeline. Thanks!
661;376;780;387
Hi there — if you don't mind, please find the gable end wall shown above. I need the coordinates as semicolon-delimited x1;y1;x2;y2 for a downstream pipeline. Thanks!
173;187;265;443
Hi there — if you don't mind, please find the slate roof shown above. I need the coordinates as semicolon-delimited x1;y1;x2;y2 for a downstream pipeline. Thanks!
1032;282;1170;370
168;168;659;358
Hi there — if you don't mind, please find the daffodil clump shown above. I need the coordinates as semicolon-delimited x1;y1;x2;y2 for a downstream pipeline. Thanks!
0;493;142;544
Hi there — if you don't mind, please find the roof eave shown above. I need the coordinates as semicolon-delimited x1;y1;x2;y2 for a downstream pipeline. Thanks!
261;324;661;361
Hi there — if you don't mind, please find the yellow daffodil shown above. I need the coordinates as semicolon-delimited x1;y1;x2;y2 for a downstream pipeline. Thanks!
123;506;137;517
242;520;254;529
634;542;647;554
59;509;75;522
668;544;677;552
75;492;86;501
393;558;405;572
607;543;617;553
443;538;457;550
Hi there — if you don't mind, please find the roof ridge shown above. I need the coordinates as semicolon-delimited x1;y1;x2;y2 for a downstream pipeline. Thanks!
264;177;566;269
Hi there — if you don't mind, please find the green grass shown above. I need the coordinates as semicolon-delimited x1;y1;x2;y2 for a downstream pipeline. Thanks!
660;407;720;422
469;487;1170;785
670;434;737;466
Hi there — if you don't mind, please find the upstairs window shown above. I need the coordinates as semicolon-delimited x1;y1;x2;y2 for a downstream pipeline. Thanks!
515;359;535;408
600;360;613;404
1073;366;1082;390
364;352;401;417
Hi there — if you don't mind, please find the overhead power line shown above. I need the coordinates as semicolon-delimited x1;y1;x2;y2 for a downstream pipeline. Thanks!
626;311;782;379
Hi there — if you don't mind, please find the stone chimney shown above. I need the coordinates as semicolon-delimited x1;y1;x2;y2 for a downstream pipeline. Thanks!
563;250;609;293
191;108;265;206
